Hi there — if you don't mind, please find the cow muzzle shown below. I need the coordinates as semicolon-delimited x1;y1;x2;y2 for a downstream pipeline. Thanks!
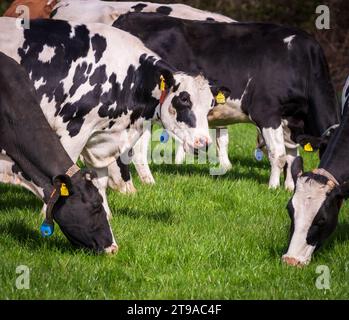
282;254;309;267
104;243;118;255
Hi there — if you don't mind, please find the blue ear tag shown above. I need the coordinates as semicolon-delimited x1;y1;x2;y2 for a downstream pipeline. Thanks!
254;148;264;162
160;130;169;143
40;221;54;237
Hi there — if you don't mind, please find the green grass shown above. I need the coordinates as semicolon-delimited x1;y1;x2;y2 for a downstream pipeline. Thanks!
1;124;349;299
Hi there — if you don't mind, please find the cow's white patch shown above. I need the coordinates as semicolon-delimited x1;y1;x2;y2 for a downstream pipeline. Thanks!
38;45;56;64
284;177;330;264
262;125;286;188
34;77;47;90
52;1;235;25
283;35;296;49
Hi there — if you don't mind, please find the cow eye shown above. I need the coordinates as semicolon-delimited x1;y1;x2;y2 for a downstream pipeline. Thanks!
179;92;191;105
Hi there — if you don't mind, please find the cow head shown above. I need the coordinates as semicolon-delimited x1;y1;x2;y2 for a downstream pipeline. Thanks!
47;170;117;254
141;58;212;151
283;157;347;266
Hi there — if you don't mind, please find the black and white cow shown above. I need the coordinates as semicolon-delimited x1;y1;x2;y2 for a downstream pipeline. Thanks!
0;52;116;253
0;17;213;218
111;13;340;191
52;0;234;24
283;76;349;266
51;0;235;193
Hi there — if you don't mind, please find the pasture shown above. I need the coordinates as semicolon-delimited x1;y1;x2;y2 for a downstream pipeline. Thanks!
1;124;349;299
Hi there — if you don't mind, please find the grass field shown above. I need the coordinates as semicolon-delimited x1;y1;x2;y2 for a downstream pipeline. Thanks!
1;124;349;300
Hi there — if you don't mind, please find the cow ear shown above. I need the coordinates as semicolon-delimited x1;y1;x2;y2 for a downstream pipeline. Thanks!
158;69;176;91
296;134;329;152
291;156;304;185
52;175;73;196
211;86;231;98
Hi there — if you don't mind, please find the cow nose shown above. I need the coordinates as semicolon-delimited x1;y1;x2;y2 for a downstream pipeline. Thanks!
105;243;118;255
194;136;211;149
282;255;304;267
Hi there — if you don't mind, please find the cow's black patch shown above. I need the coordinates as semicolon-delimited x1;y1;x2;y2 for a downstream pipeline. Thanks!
206;17;215;21
156;6;172;15
116;157;131;182
171;91;196;127
91;34;107;64
89;65;108;86
69;62;88;97
131;3;147;12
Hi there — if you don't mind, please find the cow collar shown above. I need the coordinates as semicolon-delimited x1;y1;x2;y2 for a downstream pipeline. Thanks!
41;164;80;237
312;168;339;190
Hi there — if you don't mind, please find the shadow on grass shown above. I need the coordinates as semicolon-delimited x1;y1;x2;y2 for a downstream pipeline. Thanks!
149;155;270;185
0;219;75;253
0;185;41;212
116;207;174;224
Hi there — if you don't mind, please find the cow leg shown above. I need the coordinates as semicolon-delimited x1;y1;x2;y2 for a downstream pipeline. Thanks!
108;159;136;194
285;147;299;191
261;124;287;189
175;144;186;164
132;128;155;184
216;127;232;170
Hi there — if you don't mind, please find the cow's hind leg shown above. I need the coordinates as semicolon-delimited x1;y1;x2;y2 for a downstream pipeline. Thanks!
216;127;232;171
261;124;287;189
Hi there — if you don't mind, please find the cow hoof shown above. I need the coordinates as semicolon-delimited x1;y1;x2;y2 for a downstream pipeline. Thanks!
220;161;233;171
140;175;155;185
285;181;295;192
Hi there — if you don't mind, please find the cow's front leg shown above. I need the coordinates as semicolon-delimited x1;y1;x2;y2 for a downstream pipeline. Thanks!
261;125;287;189
175;144;186;164
284;147;299;191
86;165;112;220
132;129;155;184
216;127;232;170
108;159;136;194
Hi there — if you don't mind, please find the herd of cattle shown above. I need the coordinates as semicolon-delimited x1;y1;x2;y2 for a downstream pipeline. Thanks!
0;0;348;267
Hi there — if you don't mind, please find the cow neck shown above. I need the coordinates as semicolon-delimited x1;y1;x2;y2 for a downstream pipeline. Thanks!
0;55;78;203
318;106;349;185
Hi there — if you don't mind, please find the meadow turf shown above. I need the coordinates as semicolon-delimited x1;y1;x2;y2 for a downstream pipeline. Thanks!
1;124;349;300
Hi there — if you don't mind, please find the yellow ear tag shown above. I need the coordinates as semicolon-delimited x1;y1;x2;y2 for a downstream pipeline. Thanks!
215;91;226;104
60;183;69;196
160;75;166;92
304;143;313;152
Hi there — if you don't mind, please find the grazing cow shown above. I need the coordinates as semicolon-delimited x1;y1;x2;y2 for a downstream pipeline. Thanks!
3;0;58;19
51;0;234;23
0;17;213;218
0;52;116;253
111;13;340;191
283;77;349;266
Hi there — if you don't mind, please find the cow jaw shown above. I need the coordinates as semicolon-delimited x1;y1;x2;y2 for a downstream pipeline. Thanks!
284;177;331;266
